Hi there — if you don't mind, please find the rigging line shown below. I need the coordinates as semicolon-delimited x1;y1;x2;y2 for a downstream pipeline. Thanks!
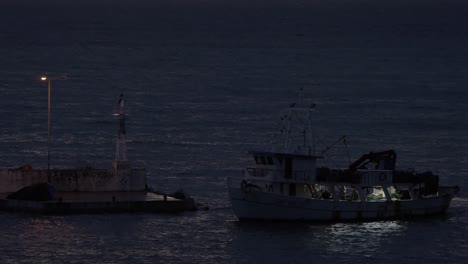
343;136;352;167
314;136;327;154
320;135;346;155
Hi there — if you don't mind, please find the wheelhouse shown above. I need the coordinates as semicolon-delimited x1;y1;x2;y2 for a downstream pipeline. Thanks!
247;151;321;182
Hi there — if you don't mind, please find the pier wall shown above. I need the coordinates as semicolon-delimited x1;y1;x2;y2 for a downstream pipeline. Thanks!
0;168;146;193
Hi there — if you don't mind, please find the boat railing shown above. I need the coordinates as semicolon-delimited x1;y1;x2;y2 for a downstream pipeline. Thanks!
357;169;393;185
245;168;314;182
245;168;274;177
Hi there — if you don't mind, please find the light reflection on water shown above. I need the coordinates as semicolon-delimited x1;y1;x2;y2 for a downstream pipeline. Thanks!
227;220;408;263
326;221;406;257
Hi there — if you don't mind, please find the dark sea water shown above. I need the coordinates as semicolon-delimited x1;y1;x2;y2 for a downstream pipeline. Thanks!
1;0;467;263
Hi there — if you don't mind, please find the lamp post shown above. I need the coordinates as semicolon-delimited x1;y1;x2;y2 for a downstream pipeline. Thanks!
40;76;51;180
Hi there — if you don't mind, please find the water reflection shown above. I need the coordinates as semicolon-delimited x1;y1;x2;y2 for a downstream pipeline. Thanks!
325;221;407;258
1;214;152;262
229;220;408;263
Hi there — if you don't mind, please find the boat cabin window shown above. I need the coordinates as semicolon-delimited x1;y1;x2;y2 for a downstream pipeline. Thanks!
254;155;274;165
267;157;274;165
254;156;261;164
255;156;269;164
284;158;293;178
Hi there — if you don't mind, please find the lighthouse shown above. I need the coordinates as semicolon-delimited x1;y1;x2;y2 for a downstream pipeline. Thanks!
115;94;128;161
113;94;130;173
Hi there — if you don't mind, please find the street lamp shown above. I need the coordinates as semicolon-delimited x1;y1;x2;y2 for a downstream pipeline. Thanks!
40;76;52;180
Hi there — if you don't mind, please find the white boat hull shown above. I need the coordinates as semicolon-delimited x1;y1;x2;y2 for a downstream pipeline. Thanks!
228;187;454;221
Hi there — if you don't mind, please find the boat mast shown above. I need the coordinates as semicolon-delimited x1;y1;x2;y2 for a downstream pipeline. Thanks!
274;88;316;155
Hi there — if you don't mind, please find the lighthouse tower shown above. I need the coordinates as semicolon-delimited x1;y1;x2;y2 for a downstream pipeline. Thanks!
113;94;130;172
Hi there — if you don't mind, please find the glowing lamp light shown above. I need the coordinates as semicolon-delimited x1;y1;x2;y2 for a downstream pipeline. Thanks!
40;74;52;180
39;72;67;181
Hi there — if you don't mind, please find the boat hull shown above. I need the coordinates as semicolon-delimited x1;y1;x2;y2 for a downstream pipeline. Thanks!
228;187;454;221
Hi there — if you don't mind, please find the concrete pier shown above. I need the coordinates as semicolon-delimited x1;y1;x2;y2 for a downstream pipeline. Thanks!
0;166;146;193
0;191;194;214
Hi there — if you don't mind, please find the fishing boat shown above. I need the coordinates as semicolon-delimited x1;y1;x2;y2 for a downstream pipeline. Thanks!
227;92;459;221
